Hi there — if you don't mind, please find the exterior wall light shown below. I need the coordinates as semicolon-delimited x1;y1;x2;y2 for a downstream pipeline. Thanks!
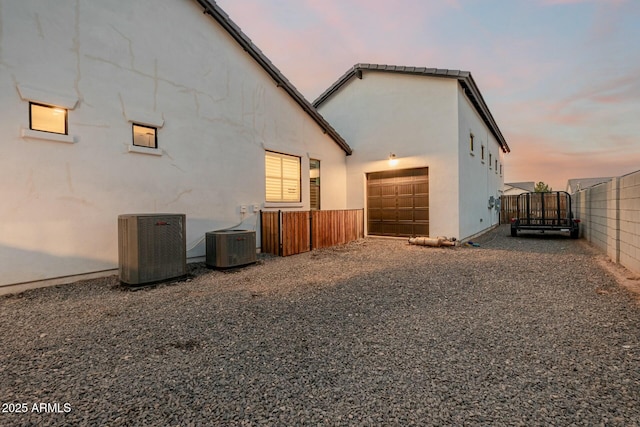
388;153;398;167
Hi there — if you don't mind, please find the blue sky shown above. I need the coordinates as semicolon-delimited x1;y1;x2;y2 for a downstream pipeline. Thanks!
216;0;640;190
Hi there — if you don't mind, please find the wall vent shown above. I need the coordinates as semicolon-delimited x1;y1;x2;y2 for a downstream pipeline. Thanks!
118;214;186;286
206;230;256;268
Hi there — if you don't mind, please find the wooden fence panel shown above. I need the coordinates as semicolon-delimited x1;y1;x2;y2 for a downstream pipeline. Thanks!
260;211;281;255
281;211;310;257
311;209;364;249
500;195;519;224
261;209;364;256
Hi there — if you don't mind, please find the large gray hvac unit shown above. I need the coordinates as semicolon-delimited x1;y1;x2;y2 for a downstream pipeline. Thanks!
206;229;256;268
118;214;187;286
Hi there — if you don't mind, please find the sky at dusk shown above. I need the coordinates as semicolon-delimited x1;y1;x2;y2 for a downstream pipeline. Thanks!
216;0;639;191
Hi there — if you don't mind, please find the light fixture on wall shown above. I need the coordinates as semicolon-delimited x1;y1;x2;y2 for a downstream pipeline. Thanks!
388;153;398;167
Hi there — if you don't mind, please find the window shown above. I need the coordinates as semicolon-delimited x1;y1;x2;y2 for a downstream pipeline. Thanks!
30;102;67;135
495;159;498;173
481;145;485;161
500;164;503;175
489;153;492;168
469;133;474;152
310;159;320;210
132;124;157;148
265;151;301;202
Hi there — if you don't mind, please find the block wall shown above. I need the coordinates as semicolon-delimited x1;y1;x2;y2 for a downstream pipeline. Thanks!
574;170;640;276
619;172;640;274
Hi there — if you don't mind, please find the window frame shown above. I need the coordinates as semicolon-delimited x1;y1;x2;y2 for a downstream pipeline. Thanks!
29;102;68;135
265;151;302;204
309;158;321;210
469;133;474;153
132;123;158;149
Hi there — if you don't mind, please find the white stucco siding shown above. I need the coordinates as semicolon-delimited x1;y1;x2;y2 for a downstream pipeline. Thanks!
0;0;347;287
457;85;505;239
318;72;460;238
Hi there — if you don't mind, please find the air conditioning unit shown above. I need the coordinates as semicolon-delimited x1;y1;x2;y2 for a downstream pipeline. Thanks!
206;229;256;268
118;214;186;286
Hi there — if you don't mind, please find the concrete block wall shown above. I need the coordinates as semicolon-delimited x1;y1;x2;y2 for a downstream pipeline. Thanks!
619;172;640;274
574;170;640;276
588;182;610;254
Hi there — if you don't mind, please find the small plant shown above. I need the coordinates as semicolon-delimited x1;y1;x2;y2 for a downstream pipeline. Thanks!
534;181;552;192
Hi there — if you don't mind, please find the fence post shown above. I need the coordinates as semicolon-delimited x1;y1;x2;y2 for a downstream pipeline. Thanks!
585;188;591;242
278;210;282;257
309;210;314;251
259;209;263;252
613;177;620;264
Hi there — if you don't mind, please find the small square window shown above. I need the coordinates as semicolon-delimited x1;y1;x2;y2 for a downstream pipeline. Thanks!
132;124;157;148
30;102;67;135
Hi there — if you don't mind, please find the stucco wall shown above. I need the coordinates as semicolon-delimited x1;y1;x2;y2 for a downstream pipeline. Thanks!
0;0;347;288
457;86;504;239
574;170;640;276
317;72;461;238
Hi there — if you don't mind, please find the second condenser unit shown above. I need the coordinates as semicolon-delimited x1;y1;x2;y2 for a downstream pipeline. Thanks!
206;229;256;268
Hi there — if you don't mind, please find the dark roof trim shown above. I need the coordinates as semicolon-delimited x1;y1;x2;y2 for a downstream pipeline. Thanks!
313;63;509;153
505;182;535;192
193;0;352;155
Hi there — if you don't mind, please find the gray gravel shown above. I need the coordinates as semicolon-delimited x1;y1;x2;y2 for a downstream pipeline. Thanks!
1;225;639;426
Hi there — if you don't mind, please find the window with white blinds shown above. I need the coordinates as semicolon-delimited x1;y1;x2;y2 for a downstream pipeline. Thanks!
265;151;301;202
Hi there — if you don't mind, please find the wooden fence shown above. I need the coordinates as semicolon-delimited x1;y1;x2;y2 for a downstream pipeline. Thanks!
260;209;364;256
500;195;518;224
260;211;281;256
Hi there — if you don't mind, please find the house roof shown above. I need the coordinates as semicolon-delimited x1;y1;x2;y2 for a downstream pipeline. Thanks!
313;63;510;154
566;177;613;193
505;182;535;192
193;0;352;155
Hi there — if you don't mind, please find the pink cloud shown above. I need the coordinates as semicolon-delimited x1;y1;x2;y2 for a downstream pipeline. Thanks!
215;0;640;192
503;128;640;191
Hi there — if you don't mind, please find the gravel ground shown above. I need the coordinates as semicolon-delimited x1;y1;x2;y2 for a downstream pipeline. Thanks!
1;225;639;426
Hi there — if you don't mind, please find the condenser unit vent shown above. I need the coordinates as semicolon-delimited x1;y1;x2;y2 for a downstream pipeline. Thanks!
118;214;186;286
206;229;256;268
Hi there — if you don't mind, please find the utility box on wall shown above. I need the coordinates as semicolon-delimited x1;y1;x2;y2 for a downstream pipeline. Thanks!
118;214;187;286
206;230;256;268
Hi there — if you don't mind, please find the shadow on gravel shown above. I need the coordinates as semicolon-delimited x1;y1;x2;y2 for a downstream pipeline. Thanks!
467;225;590;256
510;232;576;240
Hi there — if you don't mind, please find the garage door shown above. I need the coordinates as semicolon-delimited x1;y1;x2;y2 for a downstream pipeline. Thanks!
367;168;429;237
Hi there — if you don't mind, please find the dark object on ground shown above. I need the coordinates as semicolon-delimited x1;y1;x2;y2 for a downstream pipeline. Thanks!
510;191;580;238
